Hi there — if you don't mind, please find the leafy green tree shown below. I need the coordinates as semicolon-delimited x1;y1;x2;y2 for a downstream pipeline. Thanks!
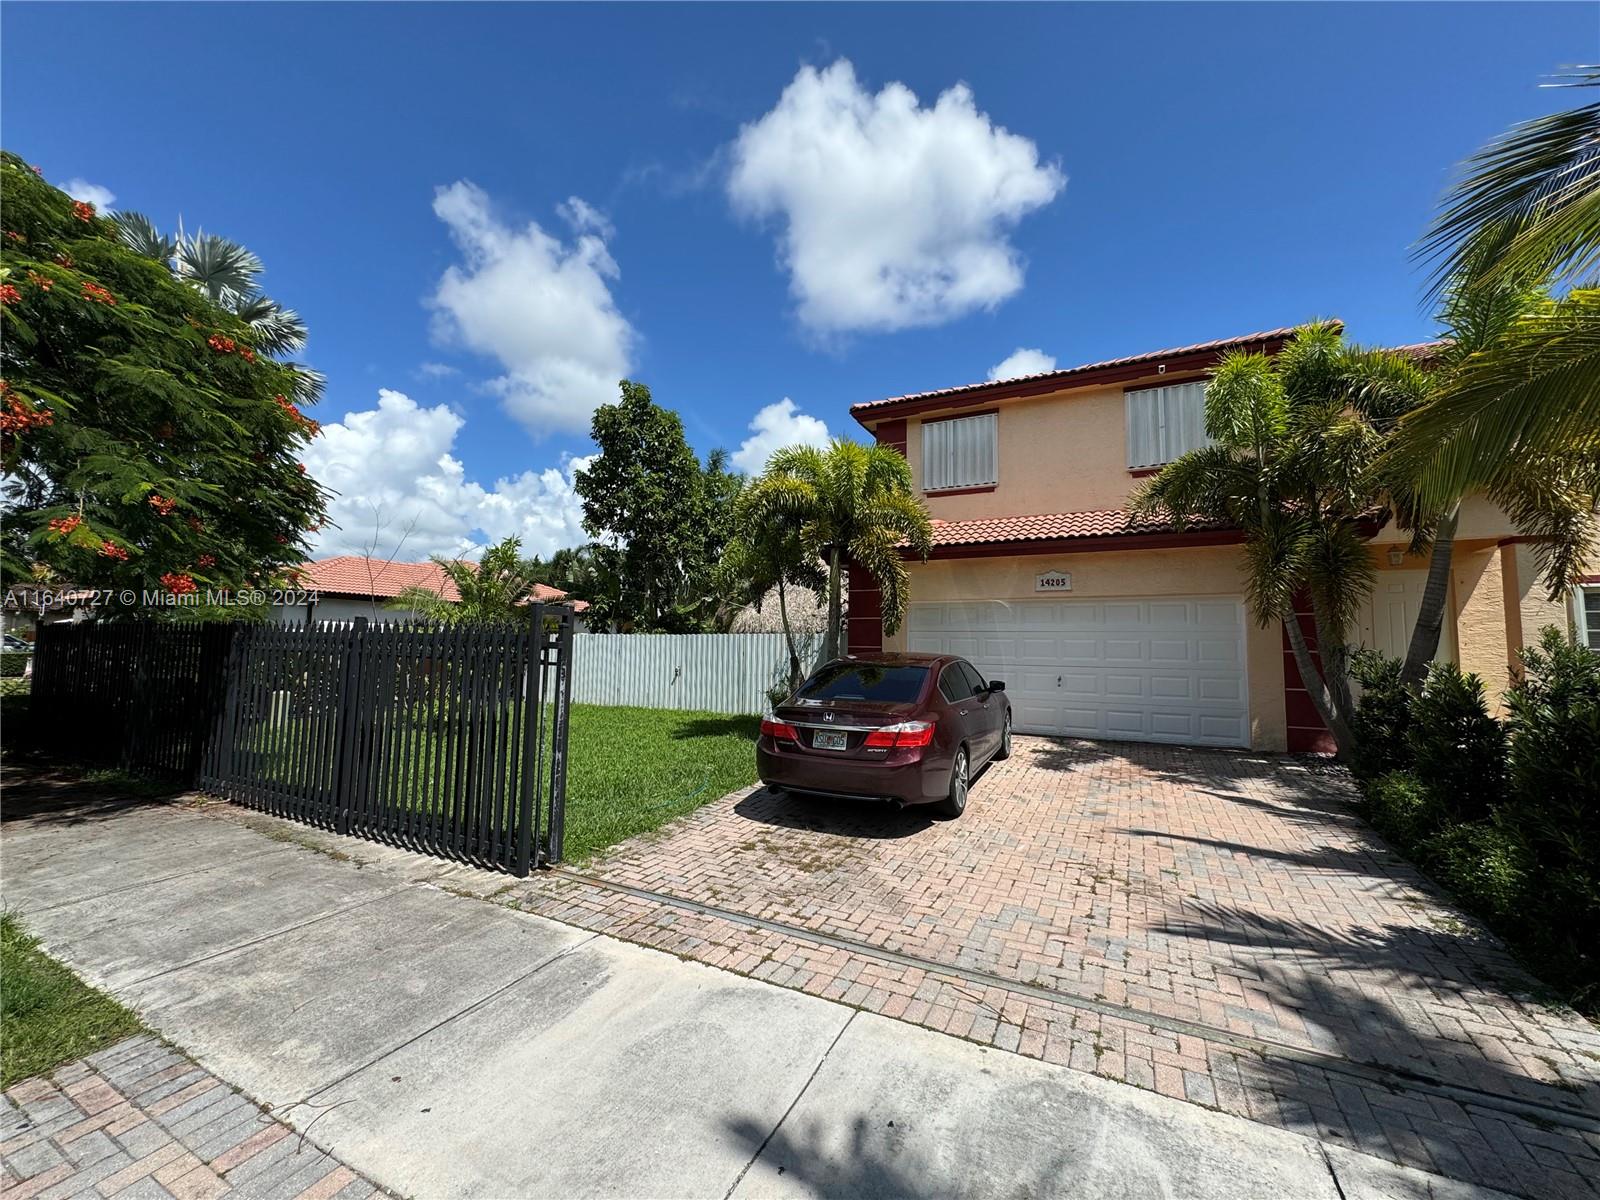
574;381;739;632
739;439;932;665
391;535;543;625
0;152;326;602
1401;70;1600;541
1135;324;1432;757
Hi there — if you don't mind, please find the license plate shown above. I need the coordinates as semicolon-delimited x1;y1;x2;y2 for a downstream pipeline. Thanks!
813;730;848;751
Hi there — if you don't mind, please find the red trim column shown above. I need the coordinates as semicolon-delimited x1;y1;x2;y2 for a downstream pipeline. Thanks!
846;560;883;655
874;418;907;456
1282;592;1335;753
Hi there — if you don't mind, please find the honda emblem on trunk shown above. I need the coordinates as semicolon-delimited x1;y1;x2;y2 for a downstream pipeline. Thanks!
823;711;835;722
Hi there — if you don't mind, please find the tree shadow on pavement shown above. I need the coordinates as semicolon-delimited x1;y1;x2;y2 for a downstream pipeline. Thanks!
1118;826;1416;885
724;1114;930;1200
1153;900;1600;1197
0;760;189;827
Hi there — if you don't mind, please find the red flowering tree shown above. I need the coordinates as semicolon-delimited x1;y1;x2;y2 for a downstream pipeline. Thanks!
0;152;326;605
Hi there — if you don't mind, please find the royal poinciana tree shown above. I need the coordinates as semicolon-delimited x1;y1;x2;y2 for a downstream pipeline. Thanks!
0;152;326;602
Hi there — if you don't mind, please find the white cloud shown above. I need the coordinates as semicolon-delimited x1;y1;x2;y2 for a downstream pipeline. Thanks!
988;347;1057;380
301;388;590;562
58;178;115;211
417;361;458;379
429;181;633;438
726;59;1063;334
731;398;831;474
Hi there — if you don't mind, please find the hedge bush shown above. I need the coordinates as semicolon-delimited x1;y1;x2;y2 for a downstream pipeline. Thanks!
0;649;30;678
1348;650;1414;781
1407;661;1506;822
1349;629;1599;1014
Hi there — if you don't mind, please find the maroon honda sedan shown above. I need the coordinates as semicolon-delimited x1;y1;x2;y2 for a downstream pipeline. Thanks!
756;652;1012;818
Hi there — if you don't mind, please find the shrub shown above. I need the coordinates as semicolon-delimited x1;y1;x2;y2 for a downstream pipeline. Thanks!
1407;662;1507;821
1361;770;1439;847
0;649;30;678
1502;627;1600;1002
1504;628;1600;853
1420;821;1531;922
1348;649;1413;780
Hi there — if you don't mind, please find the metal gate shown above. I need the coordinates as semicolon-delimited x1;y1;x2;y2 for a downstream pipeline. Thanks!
32;614;575;875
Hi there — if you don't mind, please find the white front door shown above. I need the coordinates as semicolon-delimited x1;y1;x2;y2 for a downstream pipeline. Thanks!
1358;570;1454;663
905;597;1249;748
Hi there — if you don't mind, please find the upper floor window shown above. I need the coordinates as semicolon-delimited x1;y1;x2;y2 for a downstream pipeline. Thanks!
1126;380;1210;470
923;412;997;492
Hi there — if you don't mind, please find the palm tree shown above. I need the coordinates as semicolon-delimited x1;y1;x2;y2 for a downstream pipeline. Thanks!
113;212;313;363
739;439;932;666
1391;269;1599;683
391;536;545;625
720;511;826;691
1400;69;1600;526
1135;324;1433;757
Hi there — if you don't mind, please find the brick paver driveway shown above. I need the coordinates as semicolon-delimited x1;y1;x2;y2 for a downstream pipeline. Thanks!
512;736;1600;1200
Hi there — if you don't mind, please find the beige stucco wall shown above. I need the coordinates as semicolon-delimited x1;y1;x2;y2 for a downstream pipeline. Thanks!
1513;542;1574;650
905;383;1143;520
885;545;1288;752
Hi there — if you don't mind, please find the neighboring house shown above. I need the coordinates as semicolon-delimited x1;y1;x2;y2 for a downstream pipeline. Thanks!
847;326;1597;754
275;556;587;627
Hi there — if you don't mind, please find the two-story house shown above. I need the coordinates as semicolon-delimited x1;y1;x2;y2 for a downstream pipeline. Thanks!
847;326;1596;754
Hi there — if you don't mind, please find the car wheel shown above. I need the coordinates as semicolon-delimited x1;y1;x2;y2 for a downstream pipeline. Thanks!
995;713;1013;761
935;746;969;818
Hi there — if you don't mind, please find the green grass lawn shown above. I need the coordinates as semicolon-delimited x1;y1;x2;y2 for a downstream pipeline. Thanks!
1;913;144;1087
564;705;759;862
231;700;758;866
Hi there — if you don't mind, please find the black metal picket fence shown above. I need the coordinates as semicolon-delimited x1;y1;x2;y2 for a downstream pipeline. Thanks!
31;614;575;875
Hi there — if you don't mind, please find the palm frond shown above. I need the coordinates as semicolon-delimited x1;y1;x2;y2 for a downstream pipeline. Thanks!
112;211;175;263
1393;289;1600;504
175;231;264;304
1418;71;1600;296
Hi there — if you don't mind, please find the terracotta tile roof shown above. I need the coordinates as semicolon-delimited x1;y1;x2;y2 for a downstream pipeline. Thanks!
926;508;1233;549
298;556;580;608
852;325;1323;418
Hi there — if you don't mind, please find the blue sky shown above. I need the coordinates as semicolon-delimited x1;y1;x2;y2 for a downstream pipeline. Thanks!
3;2;1591;560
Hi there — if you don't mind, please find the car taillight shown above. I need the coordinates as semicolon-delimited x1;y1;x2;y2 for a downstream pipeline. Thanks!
863;720;934;749
760;715;799;741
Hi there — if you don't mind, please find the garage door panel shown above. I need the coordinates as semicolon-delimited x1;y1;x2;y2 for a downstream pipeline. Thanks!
1105;674;1144;697
1200;714;1248;742
1104;639;1147;662
1195;601;1240;628
905;596;1248;748
1197;676;1243;702
1151;675;1193;699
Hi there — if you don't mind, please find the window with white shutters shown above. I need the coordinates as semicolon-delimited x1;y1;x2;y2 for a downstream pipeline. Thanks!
922;412;998;491
1125;380;1211;469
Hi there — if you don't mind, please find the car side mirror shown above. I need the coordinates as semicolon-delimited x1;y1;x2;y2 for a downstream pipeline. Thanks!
988;680;1005;693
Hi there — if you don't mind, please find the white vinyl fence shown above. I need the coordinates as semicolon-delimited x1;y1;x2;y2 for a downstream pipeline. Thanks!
571;632;824;715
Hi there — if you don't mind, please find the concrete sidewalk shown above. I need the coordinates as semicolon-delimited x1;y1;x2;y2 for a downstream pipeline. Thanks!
0;786;1513;1199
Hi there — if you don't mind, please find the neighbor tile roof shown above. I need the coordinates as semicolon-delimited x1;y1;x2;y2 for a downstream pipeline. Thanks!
926;508;1233;549
298;556;577;607
850;325;1325;419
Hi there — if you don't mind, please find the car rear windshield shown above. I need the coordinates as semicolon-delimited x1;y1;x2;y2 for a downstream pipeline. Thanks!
795;663;929;703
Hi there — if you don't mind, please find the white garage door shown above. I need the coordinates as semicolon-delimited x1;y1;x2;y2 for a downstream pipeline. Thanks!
905;597;1249;748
